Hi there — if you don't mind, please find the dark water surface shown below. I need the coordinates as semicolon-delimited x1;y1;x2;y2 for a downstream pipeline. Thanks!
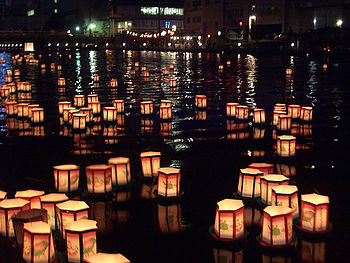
1;50;349;262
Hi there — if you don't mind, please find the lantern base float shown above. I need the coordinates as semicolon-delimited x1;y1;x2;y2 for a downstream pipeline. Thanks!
153;190;184;204
295;219;332;236
256;234;297;251
208;225;246;245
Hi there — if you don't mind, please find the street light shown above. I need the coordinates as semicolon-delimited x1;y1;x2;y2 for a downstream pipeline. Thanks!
249;15;256;42
89;23;96;30
75;26;80;31
336;19;343;27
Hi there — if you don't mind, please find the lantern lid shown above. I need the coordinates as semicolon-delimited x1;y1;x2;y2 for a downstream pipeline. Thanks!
5;101;17;104
113;99;124;102
161;99;171;102
254;108;264;111
288;104;300;107
160;105;171;109
32;107;44;111
140;151;161;157
141;100;152;104
86;164;111;170
87;94;98;97
0;190;7;199
28;104;40;107
0;198;29;208
273;110;285;114
65;219;97;232
240;168;263;175
108;157;129;164
248;163;273;169
17;103;29;106
53;164;79;170
195;95;206;98
277;135;296;141
158;167;180;175
73;113;87;118
260;174;289;183
15;189;45;198
301;193;329;205
302;106;312;109
279;114;291;118
236;105;248;108
23;221;51;234
275;103;286;107
104;106;117;110
217;199;244;211
64;107;76;111
226;102;239;105
74;95;84;97
264;205;293;217
56;200;89;211
84;253;130;263
59;101;71;104
80;107;92;111
272;185;298;195
40;193;68;203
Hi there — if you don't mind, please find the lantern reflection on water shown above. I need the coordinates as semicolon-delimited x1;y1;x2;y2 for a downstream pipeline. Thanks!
84;253;130;263
277;135;296;157
140;151;161;177
58;77;65;86
271;185;299;218
237;168;264;198
89;201;116;234
85;165;113;194
195;110;207;120
244;207;262;231
157;204;182;234
140;101;153;115
213;248;243;263
160;122;172;136
15;190;45;209
53;164;80;192
275;164;296;178
262;254;292;263
157;167;181;198
140;184;157;199
260;174;289;205
40;193;69;230
300;240;326;263
108;157;131;186
110;79;118;87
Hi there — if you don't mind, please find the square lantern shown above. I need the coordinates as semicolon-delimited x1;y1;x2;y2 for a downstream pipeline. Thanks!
195;95;207;109
142;70;150;77
85;165;113;194
31;108;44;123
40;193;69;230
15;190;45;209
140;151;161;177
51;63;56;71
140;101;153;115
0;198;30;238
261;206;293;247
17;103;30;118
66;219;97;262
260;174;289;205
226;103;239;117
237;168;264;198
14;69;20;76
93;74;99;82
110;79;118;87
272;111;285;126
300;193;329;234
28;104;40;119
108;157;131;186
160;105;172;119
7;83;17;93
213;248;243;263
87;94;99;103
300;106;313;121
5;75;12;83
79;108;93;122
169;79;177;87
277;135;296;157
6;69;12;76
169;63;174;70
72;114;87;130
5;101;17;116
1;86;10;97
271;185;299;219
57;65;62;71
88;101;101;115
141;118;153;133
74;95;85;107
213;199;244;241
84;253;130;263
103;107;118;121
162;69;169;75
157;204;182;234
0;190;7;200
53;164;80;192
288;105;301;119
300;240;326;263
22;221;55;263
113;100;125;113
89;201;116;234
160;100;171;107
253;108;265;124
58;78;65;86
248;163;274;176
63;107;76;122
56;200;89;238
236;105;249;120
277;115;292;131
157;167;181;198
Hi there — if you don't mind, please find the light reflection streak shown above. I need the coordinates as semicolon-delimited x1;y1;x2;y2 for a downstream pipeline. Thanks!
75;51;82;92
307;60;318;106
88;50;97;88
244;55;257;107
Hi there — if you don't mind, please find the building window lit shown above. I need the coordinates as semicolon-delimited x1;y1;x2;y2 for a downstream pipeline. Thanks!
140;7;183;16
336;19;343;27
54;9;58;13
27;10;35;16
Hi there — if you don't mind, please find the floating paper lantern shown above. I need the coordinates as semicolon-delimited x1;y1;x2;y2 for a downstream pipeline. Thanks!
5;101;17;116
300;106;313;121
169;79;177;87
58;101;71;115
5;75;12;83
140;101;153;115
157;204;182;234
253;108;266;123
0;190;7;200
0;86;10;97
160;105;172;119
110;79;118;87
58;78;65;86
274;104;287;113
248;163;274;176
195;110;207;120
15;190;45;209
286;68;292;75
160;100;171;107
28;104;40;119
66;219;97;262
40;193;69;230
17;82;31;92
300;240;326;263
271;185;299;218
0;198;30;237
53;164;80;192
226;103;239;117
300;193;329;234
87;94;98;104
103;107;118;121
218;64;224;70
236;105;249;120
162;69;169;75
277;135;296;157
141;66;147;71
272;111;285;126
6;69;12;76
85;165;113;194
84;253;130;263
93;74;99;82
50;63;56;71
213;248;243;263
72;113;87;130
31;108;44;123
88;201;115;234
277;115;292;131
237;168;264;198
195;95;207;108
74;95;85;107
79;108;93;122
260;174;289;205
169;64;174;70
22;221;55;263
142;70;150;77
63;107;76;122
108;157;131;186
157;167;181;198
213;199;244;240
6;82;17;93
113;100;125;113
88;101;101;115
261;206;293;247
288;105;300;119
56;200;89;238
14;69;20;76
17;103;29;118
140;151;161;177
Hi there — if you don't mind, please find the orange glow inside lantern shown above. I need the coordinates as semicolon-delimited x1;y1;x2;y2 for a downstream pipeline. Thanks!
79;108;93;122
160;105;172;119
84;253;130;263
218;64;224;70
277;115;292;131
162;69;169;75
6;69;12;76
140;101;153;115
31;108;44;123
22;221;55;263
40;193;69;230
15;190;45;209
157;204;182;234
300;106;313;121
274;104;287;113
226;103;239;117
300;193;329;234
261;206;293;247
236;105;249;120
288;105;301;119
300;240;326;263
213;248;243;263
88;101;101;114
141;66;147;71
113;100;125;113
141;119;153;131
5;75;12;83
140;151;161;177
160;100;171;107
253;108;265;123
72;113;87;130
63;107;76;122
226;120;248;131
195;95;207;108
277;135;296;157
103;107;118;121
260;174;289;205
262;254;291;263
6;83;17;93
86;95;98;104
108;157;131;186
85;165;113;193
286;68;292;75
271;185;299;218
248;163;274;176
53;164;80;192
237;168;264;198
214;199;244;240
58;101;71;115
58;78;65;86
169;79;177;87
68;109;80;125
17;103;29;118
1;86;10;97
74;95;85;107
142;71;150;77
56;200;89;238
157;167;181;198
5;101;17;116
169;64;174;70
110;79;118;87
57;65;62;71
66;219;97;262
272;111;285;126
93;74;99;82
